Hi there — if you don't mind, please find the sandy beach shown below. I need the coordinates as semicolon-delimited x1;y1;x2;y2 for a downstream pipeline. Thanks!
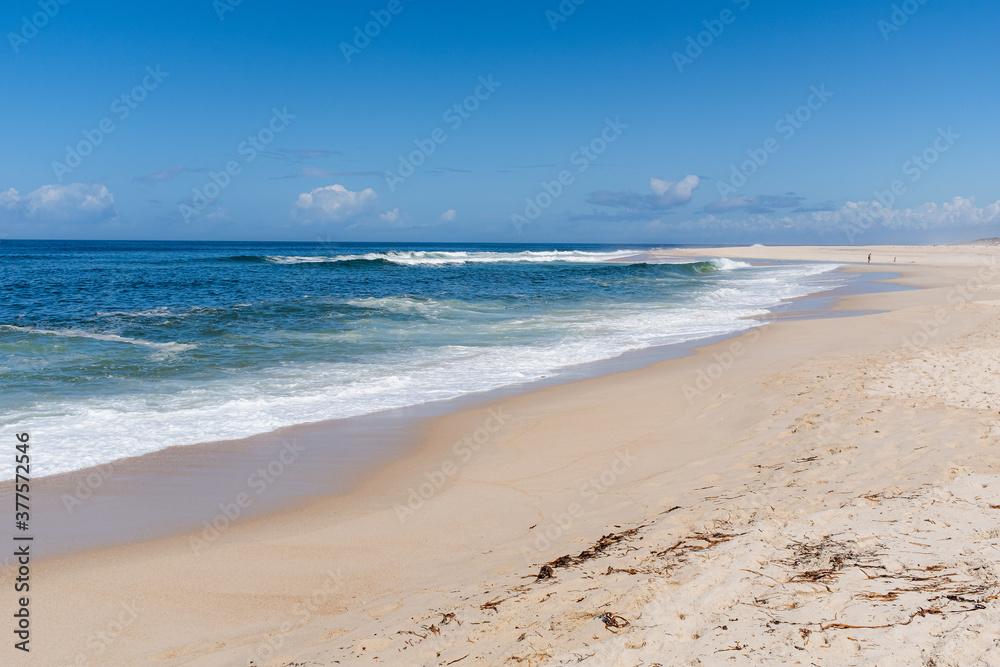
10;244;1000;666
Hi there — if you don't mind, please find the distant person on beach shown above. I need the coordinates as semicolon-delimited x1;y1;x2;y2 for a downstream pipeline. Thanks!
868;253;871;264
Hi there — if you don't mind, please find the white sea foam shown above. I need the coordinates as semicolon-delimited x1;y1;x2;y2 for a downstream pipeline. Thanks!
264;249;647;265
95;307;178;318
16;305;767;478
1;262;846;480
0;325;196;353
710;258;752;270
343;296;506;318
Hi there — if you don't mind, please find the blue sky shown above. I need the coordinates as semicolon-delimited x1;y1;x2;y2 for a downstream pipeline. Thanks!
1;0;998;243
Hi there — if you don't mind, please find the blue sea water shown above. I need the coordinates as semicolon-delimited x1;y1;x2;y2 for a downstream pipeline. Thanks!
0;241;844;478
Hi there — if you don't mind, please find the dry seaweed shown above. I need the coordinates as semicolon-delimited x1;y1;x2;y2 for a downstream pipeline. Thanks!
541;526;646;573
653;530;742;558
480;597;505;613
595;612;630;630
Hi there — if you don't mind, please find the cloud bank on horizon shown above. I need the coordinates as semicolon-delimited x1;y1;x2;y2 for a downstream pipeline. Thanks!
1;184;116;225
2;1;998;243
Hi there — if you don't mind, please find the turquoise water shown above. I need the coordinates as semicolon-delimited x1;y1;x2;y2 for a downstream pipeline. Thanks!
0;241;844;478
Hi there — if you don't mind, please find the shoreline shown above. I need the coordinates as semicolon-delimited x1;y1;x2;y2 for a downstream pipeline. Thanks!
9;245;1000;666
3;258;861;560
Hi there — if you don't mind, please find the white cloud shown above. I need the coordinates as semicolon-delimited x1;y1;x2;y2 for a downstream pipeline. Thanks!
649;175;700;207
678;196;1000;238
586;174;700;214
205;207;230;221
301;166;334;178
0;188;18;210
866;197;1000;229
291;184;378;224
703;194;805;214
380;208;400;223
0;183;116;223
440;209;457;222
134;165;191;185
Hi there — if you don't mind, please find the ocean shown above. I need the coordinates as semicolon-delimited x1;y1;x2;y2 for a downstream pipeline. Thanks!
0;241;845;479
